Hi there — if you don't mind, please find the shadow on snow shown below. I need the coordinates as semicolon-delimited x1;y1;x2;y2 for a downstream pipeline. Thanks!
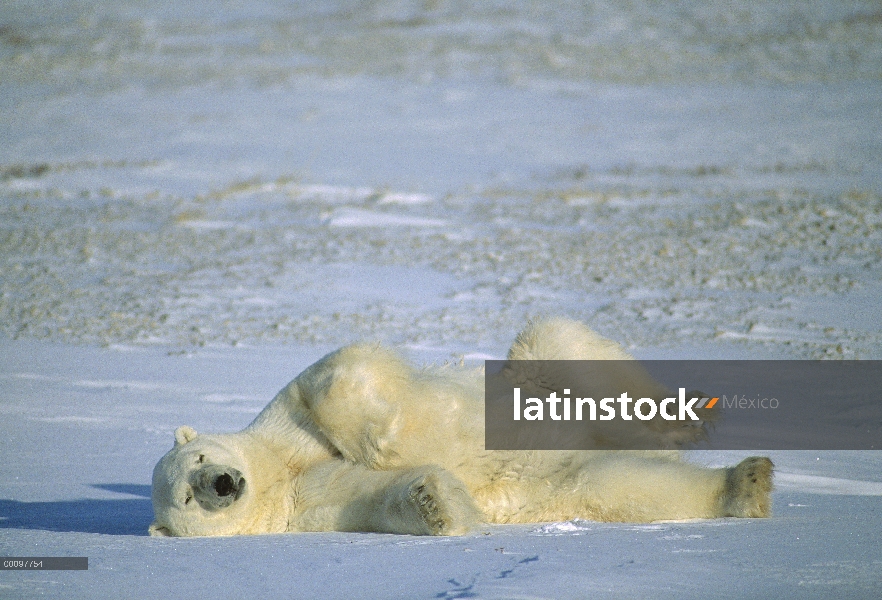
0;484;153;536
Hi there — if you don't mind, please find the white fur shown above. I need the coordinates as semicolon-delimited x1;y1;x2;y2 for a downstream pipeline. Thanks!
150;318;773;537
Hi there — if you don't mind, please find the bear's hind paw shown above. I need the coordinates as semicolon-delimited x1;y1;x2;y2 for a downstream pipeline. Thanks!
723;456;774;518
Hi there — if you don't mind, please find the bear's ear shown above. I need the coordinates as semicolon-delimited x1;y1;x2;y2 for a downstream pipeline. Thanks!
174;425;198;446
149;522;172;537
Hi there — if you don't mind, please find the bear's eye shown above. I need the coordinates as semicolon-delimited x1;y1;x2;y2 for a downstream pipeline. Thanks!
197;454;205;464
184;493;193;505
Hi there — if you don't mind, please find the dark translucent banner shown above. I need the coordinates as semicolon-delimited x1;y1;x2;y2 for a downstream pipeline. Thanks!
484;360;882;450
1;557;88;570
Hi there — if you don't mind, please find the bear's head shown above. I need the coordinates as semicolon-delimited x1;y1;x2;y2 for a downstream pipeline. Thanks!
149;426;289;537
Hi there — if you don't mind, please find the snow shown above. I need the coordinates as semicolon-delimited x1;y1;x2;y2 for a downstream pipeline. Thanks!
325;207;448;228
1;0;881;597
2;344;881;599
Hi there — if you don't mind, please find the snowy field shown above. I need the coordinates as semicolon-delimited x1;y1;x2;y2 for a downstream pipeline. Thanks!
1;1;881;597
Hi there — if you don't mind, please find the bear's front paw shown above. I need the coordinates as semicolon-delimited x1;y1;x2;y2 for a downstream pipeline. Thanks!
723;456;774;518
411;480;446;534
390;467;482;536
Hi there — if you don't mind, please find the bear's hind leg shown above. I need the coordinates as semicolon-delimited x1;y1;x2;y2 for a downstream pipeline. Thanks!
722;456;774;518
505;453;774;523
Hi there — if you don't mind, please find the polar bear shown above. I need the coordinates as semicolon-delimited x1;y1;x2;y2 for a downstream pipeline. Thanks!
150;318;773;537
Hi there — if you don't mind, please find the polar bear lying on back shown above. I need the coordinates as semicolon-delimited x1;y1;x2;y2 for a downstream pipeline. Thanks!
150;318;773;537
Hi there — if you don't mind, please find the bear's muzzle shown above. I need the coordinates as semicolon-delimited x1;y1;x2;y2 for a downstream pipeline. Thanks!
189;465;246;510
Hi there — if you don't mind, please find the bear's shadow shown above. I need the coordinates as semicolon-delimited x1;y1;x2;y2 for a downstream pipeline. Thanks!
0;484;153;536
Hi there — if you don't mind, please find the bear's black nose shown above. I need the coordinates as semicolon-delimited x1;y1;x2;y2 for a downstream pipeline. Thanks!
191;465;245;509
214;473;236;497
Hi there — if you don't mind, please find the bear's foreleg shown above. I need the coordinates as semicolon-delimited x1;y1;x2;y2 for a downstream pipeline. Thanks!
295;345;412;469
376;465;483;535
292;461;482;535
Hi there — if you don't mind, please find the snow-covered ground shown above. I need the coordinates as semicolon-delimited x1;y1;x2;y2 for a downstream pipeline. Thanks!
2;344;881;598
1;1;881;597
